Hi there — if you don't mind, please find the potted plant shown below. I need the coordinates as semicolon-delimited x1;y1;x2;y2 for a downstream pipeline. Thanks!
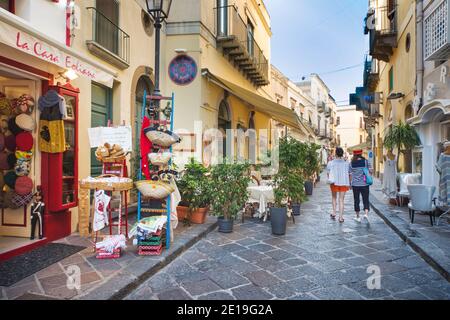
271;138;306;233
177;158;211;224
209;161;251;233
384;121;421;171
302;143;321;196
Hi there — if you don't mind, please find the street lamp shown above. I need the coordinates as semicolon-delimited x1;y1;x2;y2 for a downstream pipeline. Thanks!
145;0;172;99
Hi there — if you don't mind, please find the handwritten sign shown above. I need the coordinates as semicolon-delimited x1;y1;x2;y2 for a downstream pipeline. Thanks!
0;21;114;88
88;126;132;152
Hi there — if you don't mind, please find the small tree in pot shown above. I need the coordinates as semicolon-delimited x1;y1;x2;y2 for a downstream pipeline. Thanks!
209;161;251;233
271;138;306;234
177;158;211;224
302;143;321;195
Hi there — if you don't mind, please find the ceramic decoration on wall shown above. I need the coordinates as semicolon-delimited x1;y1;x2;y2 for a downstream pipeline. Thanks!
168;55;198;86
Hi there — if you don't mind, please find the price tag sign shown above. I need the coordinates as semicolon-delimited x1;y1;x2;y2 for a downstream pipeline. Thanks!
88;126;132;152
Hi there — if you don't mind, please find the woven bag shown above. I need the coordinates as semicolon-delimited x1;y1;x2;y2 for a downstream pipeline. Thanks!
144;127;181;148
148;152;172;166
135;180;175;199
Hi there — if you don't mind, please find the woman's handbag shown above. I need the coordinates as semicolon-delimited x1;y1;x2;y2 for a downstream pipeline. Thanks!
144;127;181;148
363;161;373;186
135;180;175;199
148;152;172;167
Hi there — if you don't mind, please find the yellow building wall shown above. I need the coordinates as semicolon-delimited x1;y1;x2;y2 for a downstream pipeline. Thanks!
373;0;416;173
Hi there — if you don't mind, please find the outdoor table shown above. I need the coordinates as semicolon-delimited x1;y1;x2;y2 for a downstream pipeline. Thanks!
247;185;275;220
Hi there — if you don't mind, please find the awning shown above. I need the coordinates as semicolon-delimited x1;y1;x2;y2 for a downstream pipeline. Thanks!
0;10;116;87
203;69;302;130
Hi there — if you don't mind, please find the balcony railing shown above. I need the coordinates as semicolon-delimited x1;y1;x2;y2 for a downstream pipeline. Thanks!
86;7;130;69
425;0;450;61
365;6;397;62
316;101;325;113
214;5;269;87
364;55;379;91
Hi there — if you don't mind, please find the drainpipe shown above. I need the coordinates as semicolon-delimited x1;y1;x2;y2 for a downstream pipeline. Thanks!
416;0;424;114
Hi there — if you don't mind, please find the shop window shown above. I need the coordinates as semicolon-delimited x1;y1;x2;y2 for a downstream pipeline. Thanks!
0;0;14;13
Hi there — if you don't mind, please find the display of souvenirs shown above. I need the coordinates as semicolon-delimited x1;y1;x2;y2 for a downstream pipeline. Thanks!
0;91;35;209
95;234;126;254
93;190;111;232
30;189;45;240
95;143;126;162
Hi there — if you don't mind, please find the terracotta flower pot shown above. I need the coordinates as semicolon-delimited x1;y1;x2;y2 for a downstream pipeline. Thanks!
176;206;189;221
189;207;209;224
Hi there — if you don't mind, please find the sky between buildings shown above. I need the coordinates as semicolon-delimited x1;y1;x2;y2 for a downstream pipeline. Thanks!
265;0;369;105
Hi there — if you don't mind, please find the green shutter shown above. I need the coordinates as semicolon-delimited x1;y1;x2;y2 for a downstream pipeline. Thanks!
91;83;112;176
389;67;394;92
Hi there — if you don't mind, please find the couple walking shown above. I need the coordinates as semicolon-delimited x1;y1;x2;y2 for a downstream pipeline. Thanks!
326;148;372;223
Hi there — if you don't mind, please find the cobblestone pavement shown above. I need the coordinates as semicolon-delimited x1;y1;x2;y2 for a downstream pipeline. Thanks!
125;179;450;300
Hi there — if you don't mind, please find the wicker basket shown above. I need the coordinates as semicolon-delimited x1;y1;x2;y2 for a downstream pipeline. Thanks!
144;127;181;148
80;174;133;191
135;180;175;199
148;152;172;166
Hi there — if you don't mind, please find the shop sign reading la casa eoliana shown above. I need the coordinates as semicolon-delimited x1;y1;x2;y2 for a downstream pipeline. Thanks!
0;20;114;87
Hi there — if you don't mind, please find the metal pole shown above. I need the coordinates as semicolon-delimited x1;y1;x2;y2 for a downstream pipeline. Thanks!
154;12;162;98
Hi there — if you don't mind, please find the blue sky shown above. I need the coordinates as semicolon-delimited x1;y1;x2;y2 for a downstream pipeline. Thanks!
265;0;368;105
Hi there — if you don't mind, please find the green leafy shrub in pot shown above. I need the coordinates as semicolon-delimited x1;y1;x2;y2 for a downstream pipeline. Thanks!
271;138;307;232
209;161;251;233
301;143;321;195
176;158;211;224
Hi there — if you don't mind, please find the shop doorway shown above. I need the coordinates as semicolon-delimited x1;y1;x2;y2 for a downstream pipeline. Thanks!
0;71;41;255
91;83;112;176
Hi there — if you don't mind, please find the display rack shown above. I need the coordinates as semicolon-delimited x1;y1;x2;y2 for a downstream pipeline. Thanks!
136;90;175;251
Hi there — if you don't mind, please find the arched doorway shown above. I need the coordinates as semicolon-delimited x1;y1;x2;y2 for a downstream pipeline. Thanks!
218;99;232;159
133;75;154;180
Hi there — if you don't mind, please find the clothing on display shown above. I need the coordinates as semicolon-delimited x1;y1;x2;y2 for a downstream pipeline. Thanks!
38;90;66;153
382;156;397;199
93;190;111;232
436;153;450;206
95;234;126;254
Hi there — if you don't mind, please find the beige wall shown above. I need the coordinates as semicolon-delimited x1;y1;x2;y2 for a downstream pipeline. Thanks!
336;106;367;150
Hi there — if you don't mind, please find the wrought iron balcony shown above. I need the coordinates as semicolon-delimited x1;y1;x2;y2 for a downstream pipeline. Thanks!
364;55;379;91
316;101;325;113
365;6;397;62
214;5;269;87
86;7;130;69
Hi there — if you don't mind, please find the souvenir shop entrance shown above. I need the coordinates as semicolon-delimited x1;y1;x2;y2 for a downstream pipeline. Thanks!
0;63;46;259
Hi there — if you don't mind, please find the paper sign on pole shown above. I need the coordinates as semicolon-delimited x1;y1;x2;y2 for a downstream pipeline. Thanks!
88;126;132;152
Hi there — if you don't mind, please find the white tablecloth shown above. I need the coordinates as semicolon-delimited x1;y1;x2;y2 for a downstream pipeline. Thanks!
247;185;275;217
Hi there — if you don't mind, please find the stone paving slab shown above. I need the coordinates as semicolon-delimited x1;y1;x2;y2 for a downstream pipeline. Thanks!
125;176;450;300
0;216;217;300
370;178;450;282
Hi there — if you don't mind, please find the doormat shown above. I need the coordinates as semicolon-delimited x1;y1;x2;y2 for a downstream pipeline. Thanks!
0;243;86;287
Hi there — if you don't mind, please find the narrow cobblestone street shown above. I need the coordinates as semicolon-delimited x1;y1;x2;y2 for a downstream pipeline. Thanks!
125;178;450;300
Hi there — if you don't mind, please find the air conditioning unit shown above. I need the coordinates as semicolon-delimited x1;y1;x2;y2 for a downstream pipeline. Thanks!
425;0;450;61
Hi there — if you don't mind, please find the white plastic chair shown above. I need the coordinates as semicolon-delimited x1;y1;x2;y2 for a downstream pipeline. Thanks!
398;173;422;206
407;185;437;226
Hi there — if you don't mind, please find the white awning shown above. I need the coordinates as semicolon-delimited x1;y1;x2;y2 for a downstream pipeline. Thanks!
203;69;302;130
0;9;117;87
